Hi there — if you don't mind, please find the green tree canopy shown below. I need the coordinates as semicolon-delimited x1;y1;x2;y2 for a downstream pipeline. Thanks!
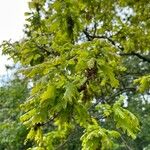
1;0;150;149
0;74;31;150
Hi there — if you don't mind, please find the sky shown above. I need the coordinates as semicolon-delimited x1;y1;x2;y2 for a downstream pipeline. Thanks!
0;0;29;77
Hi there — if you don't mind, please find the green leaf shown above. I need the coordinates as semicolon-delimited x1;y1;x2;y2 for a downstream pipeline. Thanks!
113;97;140;139
63;83;78;105
134;75;150;93
40;84;56;103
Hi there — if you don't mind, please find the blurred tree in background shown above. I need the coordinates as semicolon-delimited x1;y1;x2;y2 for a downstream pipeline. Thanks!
0;73;31;150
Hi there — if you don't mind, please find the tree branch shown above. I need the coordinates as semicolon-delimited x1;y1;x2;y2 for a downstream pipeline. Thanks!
83;30;150;63
83;29;116;45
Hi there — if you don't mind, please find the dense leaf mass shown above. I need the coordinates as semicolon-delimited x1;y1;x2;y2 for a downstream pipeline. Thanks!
1;0;150;149
0;77;31;150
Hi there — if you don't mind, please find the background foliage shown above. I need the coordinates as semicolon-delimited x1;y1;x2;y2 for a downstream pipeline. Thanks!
0;73;31;150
